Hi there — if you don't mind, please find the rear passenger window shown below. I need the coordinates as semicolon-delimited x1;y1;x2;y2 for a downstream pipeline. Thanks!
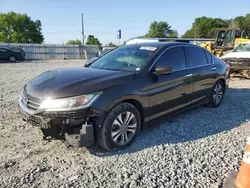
155;47;187;71
186;47;208;67
205;51;213;64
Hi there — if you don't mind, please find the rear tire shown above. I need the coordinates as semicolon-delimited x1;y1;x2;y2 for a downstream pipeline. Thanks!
9;56;16;63
206;80;225;108
98;102;141;151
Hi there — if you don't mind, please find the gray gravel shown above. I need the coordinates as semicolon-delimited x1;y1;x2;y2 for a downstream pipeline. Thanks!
0;61;250;188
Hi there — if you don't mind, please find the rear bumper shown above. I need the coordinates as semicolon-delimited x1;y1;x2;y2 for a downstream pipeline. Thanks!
224;58;250;70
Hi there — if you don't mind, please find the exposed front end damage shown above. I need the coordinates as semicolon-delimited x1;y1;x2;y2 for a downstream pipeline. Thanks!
223;58;250;79
18;91;104;147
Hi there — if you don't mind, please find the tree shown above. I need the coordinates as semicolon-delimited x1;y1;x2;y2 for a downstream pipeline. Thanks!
106;42;117;47
139;21;178;38
231;16;246;30
232;14;250;30
147;21;175;38
181;29;194;38
86;35;102;46
182;17;229;38
167;30;179;38
245;14;250;30
182;13;250;39
0;11;44;43
66;39;82;45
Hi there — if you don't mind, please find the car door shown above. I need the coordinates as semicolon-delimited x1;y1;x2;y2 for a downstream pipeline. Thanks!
144;46;193;121
185;46;217;105
0;48;9;60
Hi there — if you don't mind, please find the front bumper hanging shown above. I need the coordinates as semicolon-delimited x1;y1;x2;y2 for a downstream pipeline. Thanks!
65;120;95;147
18;104;96;147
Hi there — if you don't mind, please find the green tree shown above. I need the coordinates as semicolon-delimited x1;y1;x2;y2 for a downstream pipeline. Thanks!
0;11;44;43
106;42;117;47
66;39;82;45
181;29;194;38
245;14;250;30
232;14;250;30
182;14;250;38
86;35;102;46
231;16;246;30
167;30;179;38
182;17;229;38
147;21;175;38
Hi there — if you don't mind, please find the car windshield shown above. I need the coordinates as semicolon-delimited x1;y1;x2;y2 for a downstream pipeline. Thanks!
232;43;250;52
89;45;158;72
100;50;111;56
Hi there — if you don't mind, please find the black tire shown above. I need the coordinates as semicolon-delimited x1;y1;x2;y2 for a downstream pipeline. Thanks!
98;102;141;151
9;56;16;63
206;80;225;108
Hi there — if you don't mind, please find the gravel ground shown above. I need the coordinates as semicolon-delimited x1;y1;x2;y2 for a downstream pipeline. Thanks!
0;61;250;188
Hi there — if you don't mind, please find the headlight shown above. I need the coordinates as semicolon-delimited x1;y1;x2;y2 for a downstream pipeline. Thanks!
39;92;102;111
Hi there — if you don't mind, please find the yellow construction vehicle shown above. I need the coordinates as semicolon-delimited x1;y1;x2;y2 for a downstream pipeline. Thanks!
199;29;250;57
126;29;250;58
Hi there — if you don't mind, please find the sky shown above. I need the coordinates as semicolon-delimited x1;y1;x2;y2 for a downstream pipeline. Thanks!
0;0;249;45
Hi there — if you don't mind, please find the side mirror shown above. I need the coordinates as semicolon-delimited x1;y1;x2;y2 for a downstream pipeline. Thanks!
154;65;172;75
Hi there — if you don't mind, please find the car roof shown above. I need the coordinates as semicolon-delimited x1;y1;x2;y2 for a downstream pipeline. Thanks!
125;42;199;49
0;47;13;51
0;47;24;51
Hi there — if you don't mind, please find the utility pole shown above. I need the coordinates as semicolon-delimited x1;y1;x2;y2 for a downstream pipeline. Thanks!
81;13;84;45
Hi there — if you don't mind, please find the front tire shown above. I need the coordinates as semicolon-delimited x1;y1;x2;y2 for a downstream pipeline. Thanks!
9;56;16;63
98;102;141;151
207;80;225;108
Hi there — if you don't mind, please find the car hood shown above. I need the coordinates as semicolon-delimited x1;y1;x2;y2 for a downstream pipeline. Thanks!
221;52;250;59
24;67;134;99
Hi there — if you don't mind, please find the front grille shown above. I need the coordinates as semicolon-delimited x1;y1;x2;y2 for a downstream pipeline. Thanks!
21;91;41;111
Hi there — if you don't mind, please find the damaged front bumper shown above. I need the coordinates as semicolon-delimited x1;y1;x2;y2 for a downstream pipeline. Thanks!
18;100;104;147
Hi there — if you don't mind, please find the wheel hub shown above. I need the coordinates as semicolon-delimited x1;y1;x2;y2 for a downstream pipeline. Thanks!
121;124;127;132
213;83;223;104
111;111;137;145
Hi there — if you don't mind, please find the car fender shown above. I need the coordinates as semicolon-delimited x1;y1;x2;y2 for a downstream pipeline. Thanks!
104;94;145;113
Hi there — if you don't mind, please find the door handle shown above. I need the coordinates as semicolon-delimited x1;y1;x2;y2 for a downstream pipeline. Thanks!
185;73;193;77
211;67;216;71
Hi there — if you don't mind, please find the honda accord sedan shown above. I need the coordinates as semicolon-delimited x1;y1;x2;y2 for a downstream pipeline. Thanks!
18;42;230;151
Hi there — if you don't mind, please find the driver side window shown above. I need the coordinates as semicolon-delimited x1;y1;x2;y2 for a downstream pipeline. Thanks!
155;47;187;71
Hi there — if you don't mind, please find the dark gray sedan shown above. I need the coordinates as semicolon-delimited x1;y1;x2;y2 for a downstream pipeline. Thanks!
0;47;25;62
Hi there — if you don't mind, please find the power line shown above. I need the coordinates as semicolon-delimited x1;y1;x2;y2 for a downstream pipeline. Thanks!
12;31;144;36
83;16;150;25
88;31;143;36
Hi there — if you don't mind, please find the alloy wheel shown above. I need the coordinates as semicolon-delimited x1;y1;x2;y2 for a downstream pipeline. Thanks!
9;56;16;62
213;83;223;105
111;111;137;145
